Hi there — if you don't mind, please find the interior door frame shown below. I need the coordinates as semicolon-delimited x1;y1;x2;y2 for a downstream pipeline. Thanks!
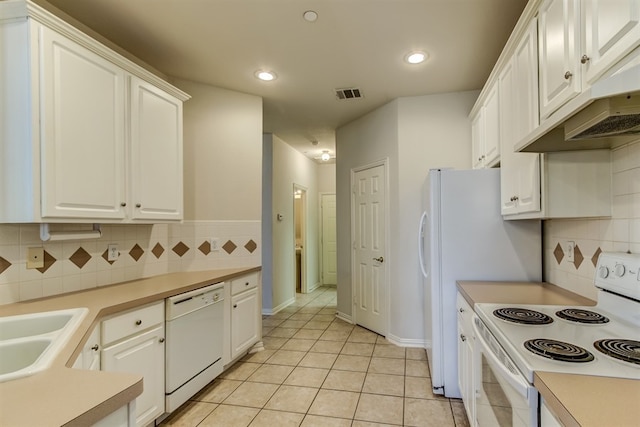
350;158;390;336
319;192;337;285
293;183;308;294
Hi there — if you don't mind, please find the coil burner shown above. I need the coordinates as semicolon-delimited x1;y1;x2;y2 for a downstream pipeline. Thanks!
493;308;554;325
555;308;610;324
524;338;595;363
593;339;640;366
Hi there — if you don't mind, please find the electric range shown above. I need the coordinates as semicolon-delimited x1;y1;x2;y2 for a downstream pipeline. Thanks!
474;252;640;383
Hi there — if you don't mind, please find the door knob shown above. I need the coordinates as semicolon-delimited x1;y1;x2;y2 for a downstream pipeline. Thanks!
373;257;384;263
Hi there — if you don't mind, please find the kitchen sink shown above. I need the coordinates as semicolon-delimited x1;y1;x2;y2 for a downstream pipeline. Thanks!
0;308;88;382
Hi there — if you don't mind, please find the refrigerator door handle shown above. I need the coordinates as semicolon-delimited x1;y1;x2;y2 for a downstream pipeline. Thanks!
418;211;430;279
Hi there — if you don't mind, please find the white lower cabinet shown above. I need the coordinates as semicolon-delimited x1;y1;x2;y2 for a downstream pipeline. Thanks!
101;302;165;427
540;397;564;427
73;326;101;371
456;293;475;426
225;272;262;364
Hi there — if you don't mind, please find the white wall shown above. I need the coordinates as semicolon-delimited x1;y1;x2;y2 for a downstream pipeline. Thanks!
174;78;262;220
335;91;478;344
544;139;640;300
262;134;321;313
318;163;336;194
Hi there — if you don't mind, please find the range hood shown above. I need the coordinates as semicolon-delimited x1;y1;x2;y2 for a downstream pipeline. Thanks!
516;57;640;153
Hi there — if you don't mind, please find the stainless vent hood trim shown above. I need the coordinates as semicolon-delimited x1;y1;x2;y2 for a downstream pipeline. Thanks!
516;54;640;153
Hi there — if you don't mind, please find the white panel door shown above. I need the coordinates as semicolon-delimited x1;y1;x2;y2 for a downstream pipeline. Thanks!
538;0;581;119
352;164;386;335
40;26;126;219
321;194;337;285
129;76;183;220
583;0;640;86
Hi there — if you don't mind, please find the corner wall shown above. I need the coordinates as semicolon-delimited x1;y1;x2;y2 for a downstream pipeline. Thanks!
262;134;321;313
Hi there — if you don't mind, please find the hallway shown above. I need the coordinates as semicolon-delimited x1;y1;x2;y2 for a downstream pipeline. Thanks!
161;287;470;426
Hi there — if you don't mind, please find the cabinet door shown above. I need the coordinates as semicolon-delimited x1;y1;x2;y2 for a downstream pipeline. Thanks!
39;26;126;219
73;326;101;371
483;84;500;167
513;19;540;143
129;76;183;221
538;0;581;119
102;325;165;426
583;0;640;85
515;153;542;214
471;112;484;169
499;59;520;215
231;288;259;360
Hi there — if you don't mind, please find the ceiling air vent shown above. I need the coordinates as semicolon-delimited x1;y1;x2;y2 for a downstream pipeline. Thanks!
335;87;363;100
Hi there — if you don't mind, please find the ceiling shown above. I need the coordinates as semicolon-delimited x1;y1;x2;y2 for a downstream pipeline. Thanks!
42;0;528;162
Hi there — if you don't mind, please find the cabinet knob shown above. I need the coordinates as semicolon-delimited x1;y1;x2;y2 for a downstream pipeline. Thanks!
245;282;250;286
460;334;466;342
135;319;142;326
564;71;573;80
120;202;126;207
135;203;142;208
233;304;238;308
580;54;590;64
159;337;165;343
91;344;99;351
459;308;464;313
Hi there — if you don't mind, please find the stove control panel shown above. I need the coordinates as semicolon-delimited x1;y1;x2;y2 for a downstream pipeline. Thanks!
595;252;640;301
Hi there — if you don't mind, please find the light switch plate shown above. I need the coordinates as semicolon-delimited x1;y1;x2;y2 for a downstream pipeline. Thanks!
27;247;44;269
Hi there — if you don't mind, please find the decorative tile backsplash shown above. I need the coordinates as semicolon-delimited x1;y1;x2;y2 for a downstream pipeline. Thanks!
0;221;260;305
544;140;640;300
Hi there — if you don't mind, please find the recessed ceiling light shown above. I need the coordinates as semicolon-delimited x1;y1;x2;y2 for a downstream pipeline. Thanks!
255;70;277;81
405;51;428;64
303;10;318;22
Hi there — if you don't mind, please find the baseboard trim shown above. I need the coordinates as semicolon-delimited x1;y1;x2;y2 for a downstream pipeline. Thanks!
335;311;353;324
262;296;296;315
385;333;426;348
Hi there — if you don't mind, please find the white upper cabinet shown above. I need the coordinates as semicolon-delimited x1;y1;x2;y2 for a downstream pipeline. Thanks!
0;1;189;223
39;26;127;220
129;77;184;221
582;0;640;86
538;0;582;119
470;82;500;169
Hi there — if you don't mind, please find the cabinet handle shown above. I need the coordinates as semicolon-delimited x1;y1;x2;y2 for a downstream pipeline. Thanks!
135;203;142;208
135;319;142;326
460;334;466;342
564;71;573;80
91;344;99;351
120;202;126;207
580;54;590;64
459;308;464;313
233;304;238;308
159;337;165;343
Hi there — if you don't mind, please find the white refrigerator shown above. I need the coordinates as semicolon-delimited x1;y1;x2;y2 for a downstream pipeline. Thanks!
418;168;541;398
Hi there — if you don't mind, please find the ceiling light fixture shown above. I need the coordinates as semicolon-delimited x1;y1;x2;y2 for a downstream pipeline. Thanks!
303;10;318;22
255;70;277;81
405;51;427;64
321;151;331;161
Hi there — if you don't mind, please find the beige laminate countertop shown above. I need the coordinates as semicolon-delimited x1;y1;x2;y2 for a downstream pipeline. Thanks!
0;266;261;427
457;281;640;427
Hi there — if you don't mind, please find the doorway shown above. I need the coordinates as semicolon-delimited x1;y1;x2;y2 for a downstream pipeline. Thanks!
351;161;388;336
293;185;307;294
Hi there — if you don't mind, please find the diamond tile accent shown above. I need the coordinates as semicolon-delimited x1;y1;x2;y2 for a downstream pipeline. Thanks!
592;247;602;267
199;241;211;255
172;241;189;257
152;243;165;259
129;244;144;262
0;257;11;275
101;249;115;265
553;243;564;264
245;239;257;253
36;250;56;274
573;244;584;269
70;247;91;269
223;240;237;254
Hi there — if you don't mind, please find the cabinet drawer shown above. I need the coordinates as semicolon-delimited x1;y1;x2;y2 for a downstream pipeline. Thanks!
231;272;259;296
102;301;164;345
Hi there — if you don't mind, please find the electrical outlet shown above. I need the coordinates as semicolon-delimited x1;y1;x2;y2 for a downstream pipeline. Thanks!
27;247;44;269
107;244;119;261
210;238;220;252
566;241;575;263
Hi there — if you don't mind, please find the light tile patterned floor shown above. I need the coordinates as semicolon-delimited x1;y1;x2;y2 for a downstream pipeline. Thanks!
160;287;470;427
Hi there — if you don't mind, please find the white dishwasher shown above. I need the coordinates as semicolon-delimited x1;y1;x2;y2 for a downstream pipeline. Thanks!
165;282;224;413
